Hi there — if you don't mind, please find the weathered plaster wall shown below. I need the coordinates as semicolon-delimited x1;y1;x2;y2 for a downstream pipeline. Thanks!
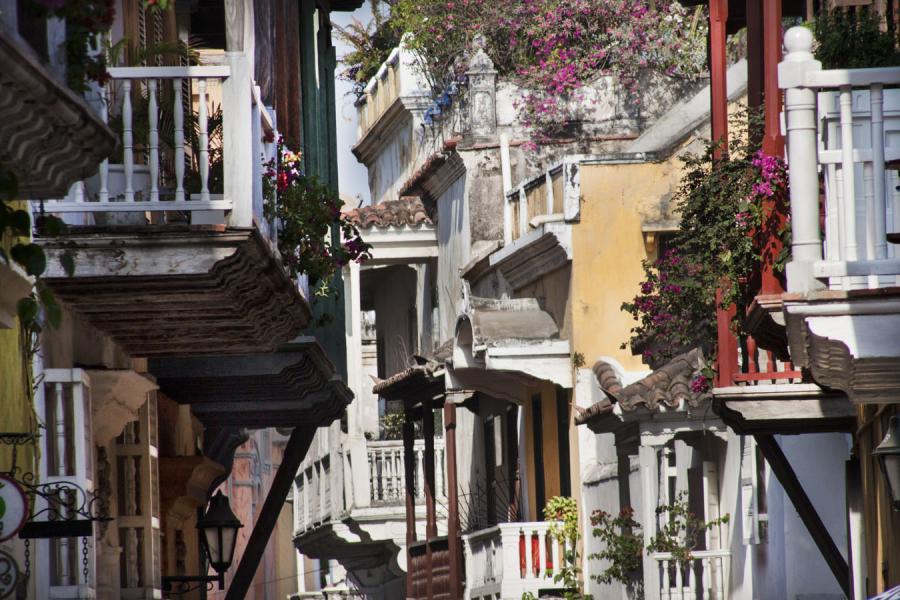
571;159;685;373
764;433;849;600
436;176;469;342
365;112;420;205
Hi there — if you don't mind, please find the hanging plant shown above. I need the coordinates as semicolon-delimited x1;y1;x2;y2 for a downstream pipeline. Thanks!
262;138;371;298
29;0;116;92
622;110;790;369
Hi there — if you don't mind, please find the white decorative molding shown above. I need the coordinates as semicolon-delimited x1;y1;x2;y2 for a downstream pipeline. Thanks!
360;225;439;265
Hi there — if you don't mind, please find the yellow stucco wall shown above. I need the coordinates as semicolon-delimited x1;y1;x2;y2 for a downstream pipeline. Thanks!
0;201;38;474
570;157;688;372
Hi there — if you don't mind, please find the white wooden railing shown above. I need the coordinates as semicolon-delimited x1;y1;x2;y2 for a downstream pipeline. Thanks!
780;26;900;292
505;160;579;244
40;64;277;229
652;549;730;600
294;438;448;533
294;452;342;533
462;521;569;600
367;438;447;504
355;41;427;138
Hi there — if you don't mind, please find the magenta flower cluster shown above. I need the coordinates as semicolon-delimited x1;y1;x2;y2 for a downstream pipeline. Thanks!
621;247;716;367
750;150;786;199
396;0;707;137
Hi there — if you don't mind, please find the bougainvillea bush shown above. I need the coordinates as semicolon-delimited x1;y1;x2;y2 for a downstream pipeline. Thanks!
622;112;789;370
344;0;707;137
262;139;370;298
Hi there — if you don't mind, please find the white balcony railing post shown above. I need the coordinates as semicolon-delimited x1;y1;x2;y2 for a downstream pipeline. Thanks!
174;78;185;203
222;52;254;227
779;26;824;293
364;439;445;506
652;550;731;600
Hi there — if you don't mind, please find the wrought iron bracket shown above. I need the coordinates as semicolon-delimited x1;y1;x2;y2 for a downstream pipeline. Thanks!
162;573;224;594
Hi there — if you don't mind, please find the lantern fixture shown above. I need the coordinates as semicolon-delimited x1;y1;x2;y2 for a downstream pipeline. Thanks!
874;416;900;512
162;491;243;592
198;490;243;576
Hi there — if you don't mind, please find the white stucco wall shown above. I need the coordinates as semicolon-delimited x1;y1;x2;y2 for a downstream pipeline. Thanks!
765;433;849;600
436;176;469;343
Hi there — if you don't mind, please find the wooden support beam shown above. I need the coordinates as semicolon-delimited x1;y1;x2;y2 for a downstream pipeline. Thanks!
224;425;317;600
754;434;850;596
444;402;462;599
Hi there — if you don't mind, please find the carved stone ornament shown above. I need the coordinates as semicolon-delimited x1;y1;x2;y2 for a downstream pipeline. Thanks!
466;35;497;141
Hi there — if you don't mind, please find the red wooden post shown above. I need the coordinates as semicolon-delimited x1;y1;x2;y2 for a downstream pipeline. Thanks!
423;397;436;599
403;411;417;597
709;0;729;158
709;0;738;387
715;291;738;388
759;0;788;296
747;0;765;114
762;0;785;157
444;401;462;599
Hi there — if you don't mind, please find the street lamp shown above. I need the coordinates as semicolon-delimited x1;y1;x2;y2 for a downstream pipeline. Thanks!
198;490;243;578
162;491;243;592
874;416;900;511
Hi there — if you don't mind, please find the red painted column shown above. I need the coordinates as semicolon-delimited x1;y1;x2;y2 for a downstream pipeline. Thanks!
403;412;417;597
760;0;788;296
423;397;436;599
746;0;764;113
709;0;738;387
444;402;462;600
709;0;729;158
762;0;785;157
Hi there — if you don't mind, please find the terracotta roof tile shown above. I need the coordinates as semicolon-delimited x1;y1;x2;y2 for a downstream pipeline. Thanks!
576;348;710;426
343;196;434;229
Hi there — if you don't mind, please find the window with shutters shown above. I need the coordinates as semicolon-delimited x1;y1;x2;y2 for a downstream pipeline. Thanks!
35;369;96;597
115;395;162;598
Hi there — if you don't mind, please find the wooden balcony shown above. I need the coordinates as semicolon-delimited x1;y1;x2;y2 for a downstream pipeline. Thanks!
34;64;310;356
715;28;900;407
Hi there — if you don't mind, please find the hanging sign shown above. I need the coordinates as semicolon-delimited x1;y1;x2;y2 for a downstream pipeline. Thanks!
0;475;28;543
0;547;18;599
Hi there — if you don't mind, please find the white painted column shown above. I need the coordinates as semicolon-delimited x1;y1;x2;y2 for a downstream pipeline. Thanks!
639;444;661;600
344;263;371;508
846;460;867;600
216;50;254;226
779;26;824;293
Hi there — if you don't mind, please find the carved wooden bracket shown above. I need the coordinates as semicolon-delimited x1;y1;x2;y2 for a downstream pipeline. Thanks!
805;326;900;404
88;369;158;445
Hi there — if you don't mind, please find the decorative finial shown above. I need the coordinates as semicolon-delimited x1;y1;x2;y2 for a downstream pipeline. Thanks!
784;26;814;58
